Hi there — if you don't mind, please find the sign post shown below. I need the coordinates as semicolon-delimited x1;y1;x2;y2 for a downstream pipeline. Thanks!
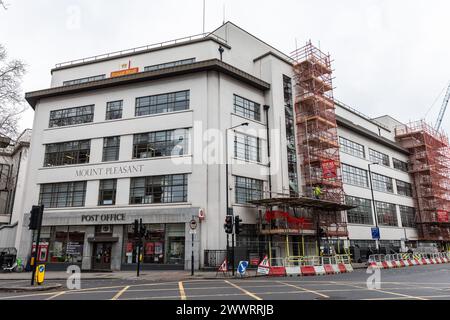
371;227;380;240
189;217;197;276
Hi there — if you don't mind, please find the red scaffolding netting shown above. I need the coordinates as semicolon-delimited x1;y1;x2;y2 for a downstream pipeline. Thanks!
395;120;450;241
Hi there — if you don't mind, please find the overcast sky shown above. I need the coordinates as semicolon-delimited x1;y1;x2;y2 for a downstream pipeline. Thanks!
1;0;449;134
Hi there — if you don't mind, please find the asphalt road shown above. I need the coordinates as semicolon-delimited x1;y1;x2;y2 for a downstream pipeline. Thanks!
1;263;450;300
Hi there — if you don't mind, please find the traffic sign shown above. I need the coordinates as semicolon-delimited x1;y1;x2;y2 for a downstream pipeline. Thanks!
371;227;380;240
189;229;197;234
190;219;197;230
237;261;249;276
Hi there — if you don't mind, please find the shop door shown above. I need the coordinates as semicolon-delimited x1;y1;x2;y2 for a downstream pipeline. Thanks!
92;242;112;270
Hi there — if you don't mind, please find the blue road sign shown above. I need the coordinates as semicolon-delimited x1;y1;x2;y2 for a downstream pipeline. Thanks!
371;227;380;239
237;261;249;275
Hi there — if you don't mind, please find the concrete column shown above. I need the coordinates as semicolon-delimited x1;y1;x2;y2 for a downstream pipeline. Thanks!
111;225;123;271
82;226;95;270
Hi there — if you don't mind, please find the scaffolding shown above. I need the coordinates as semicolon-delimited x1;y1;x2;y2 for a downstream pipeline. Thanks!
290;41;347;238
395;120;450;241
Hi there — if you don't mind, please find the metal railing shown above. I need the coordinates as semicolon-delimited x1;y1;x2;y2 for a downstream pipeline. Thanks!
55;32;227;69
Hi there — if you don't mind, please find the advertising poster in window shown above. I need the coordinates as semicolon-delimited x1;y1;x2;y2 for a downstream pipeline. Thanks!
145;242;155;255
126;241;133;254
66;242;83;256
155;242;163;255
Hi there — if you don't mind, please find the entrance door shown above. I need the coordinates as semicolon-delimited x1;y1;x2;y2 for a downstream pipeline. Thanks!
92;242;112;270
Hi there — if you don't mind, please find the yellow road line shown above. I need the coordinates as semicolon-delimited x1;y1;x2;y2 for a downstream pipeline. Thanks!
278;281;329;299
111;286;130;300
45;291;66;300
178;281;187;300
224;280;262;300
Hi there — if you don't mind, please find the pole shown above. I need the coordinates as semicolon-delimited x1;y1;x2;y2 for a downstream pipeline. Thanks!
368;164;380;252
191;215;195;276
30;205;44;286
136;218;142;277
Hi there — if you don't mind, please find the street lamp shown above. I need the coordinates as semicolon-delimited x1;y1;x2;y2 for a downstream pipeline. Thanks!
368;162;380;252
225;122;249;276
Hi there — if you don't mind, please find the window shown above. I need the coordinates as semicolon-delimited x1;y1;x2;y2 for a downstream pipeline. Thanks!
106;100;123;120
0;164;11;190
284;75;299;196
342;164;368;187
233;95;261;122
396;180;413;197
369;149;390;166
135;90;189;116
130;174;187;204
49;105;94;128
63;75;105;86
375;201;398;226
235;176;263;204
133;129;188;159
371;172;394;193
345;196;373;225
98;179;117;206
339;137;365;158
44;140;90;167
393;158;409;172
103;136;120;162
144;58;195;72
39;181;86;208
400;205;416;228
234;133;260;162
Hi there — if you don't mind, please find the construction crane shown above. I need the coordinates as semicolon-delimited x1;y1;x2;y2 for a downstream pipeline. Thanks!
435;83;450;131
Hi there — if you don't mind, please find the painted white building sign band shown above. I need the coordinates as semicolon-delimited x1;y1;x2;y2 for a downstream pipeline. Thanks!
81;213;126;223
75;164;144;177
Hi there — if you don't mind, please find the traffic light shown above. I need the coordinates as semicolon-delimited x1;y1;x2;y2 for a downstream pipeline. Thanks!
318;227;327;238
139;219;146;238
28;205;43;230
234;215;243;235
224;215;233;234
133;219;139;239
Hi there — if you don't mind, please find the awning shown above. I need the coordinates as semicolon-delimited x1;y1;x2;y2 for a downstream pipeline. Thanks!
87;237;119;243
248;196;356;211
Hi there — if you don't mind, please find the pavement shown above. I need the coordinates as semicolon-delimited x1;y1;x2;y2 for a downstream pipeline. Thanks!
1;263;450;300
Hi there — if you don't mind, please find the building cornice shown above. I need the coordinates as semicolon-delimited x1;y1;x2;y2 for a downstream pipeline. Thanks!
25;59;271;109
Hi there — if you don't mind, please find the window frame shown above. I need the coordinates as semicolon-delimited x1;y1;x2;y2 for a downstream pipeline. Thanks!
132;129;188;159
234;132;261;163
49;105;94;128
339;136;366;159
39;181;87;208
399;205;416;228
129;174;188;204
102;136;120;162
369;148;390;167
144;58;195;72
235;176;264;204
345;195;374;225
98;179;117;206
396;179;413;197
135;90;190;117
371;172;394;193
375;201;398;227
105;100;123;120
233;95;261;122
393;158;409;172
44;140;91;167
342;163;369;188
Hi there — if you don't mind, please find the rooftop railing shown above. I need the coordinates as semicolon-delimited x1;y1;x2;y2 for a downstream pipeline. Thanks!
54;32;227;69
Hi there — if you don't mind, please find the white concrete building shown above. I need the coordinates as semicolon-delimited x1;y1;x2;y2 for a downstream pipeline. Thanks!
19;22;431;270
0;130;31;252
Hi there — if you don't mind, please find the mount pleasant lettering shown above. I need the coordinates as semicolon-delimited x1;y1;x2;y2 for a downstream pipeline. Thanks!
75;164;144;177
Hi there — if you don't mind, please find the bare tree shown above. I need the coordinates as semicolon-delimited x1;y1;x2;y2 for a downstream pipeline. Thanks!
0;43;26;139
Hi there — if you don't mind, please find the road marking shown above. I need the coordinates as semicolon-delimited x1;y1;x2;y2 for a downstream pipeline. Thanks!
337;282;428;300
111;286;130;300
45;291;66;300
0;291;57;300
178;282;187;300
278;281;329;299
224;280;262;300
